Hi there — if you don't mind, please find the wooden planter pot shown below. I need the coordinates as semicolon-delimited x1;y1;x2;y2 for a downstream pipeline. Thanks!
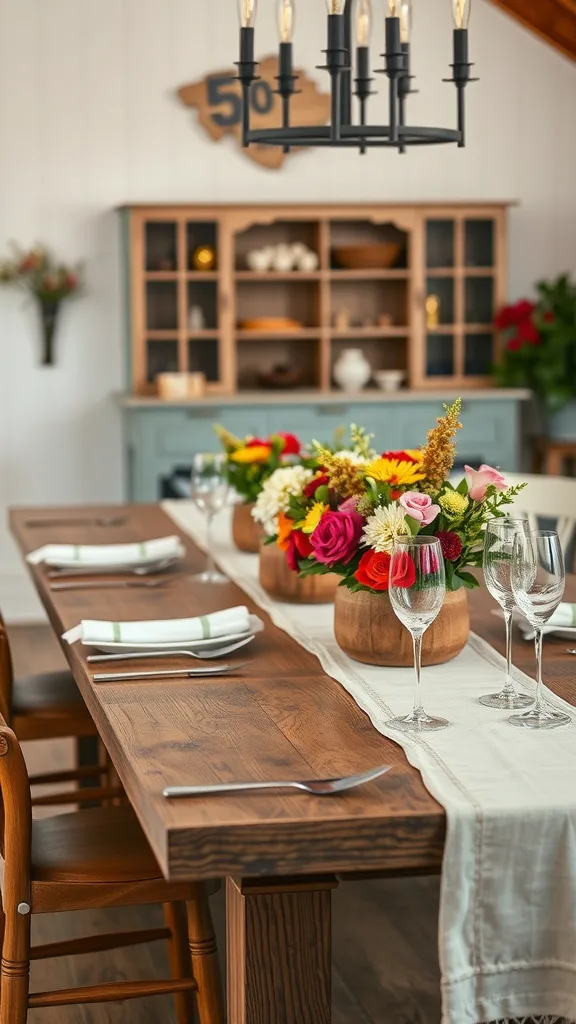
334;587;470;667
259;542;338;604
232;503;262;554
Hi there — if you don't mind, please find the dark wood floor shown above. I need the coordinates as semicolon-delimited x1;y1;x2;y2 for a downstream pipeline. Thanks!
13;624;442;1024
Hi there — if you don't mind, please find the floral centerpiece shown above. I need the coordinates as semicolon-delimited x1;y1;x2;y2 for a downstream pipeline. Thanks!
255;401;525;664
215;425;303;553
252;426;375;602
0;244;82;366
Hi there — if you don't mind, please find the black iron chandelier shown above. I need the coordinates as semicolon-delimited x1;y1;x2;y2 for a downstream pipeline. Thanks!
236;0;475;153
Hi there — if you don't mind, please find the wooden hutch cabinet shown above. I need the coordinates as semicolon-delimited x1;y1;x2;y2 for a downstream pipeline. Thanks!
118;202;529;501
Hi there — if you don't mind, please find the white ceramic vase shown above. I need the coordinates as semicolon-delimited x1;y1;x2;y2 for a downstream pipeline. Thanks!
333;348;372;391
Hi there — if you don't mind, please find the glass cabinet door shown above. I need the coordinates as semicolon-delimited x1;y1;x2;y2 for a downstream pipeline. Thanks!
422;214;499;385
425;219;457;380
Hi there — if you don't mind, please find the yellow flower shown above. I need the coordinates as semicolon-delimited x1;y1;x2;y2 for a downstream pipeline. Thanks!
302;502;328;535
230;444;272;464
439;491;469;517
365;457;426;487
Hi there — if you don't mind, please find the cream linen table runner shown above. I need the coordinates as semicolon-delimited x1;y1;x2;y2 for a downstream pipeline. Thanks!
165;501;576;1024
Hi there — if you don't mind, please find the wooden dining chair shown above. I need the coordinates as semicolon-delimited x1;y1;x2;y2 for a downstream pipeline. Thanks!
503;471;576;568
0;711;224;1024
0;619;114;807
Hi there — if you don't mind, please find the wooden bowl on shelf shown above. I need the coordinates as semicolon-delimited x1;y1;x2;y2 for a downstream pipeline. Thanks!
332;243;403;270
257;365;303;390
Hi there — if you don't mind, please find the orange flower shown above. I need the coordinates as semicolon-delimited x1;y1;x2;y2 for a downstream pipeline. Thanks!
276;512;294;551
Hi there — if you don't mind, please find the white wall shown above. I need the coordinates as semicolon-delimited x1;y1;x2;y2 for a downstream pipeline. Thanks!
1;0;575;620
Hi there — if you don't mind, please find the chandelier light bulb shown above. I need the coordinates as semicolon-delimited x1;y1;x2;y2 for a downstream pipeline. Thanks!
451;0;471;29
325;0;346;14
399;0;412;42
239;0;258;28
356;0;372;46
278;0;296;41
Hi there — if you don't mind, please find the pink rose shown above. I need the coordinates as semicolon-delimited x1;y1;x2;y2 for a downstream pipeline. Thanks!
310;510;364;567
464;464;508;502
399;491;440;526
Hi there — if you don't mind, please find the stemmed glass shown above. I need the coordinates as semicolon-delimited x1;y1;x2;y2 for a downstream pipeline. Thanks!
480;518;533;709
387;536;449;733
509;529;571;729
190;453;229;584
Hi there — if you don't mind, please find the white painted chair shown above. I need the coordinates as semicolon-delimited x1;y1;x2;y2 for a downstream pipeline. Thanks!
498;473;576;565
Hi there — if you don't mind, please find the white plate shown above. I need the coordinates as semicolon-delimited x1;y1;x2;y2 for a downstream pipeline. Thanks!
45;554;184;574
82;616;264;654
491;608;576;640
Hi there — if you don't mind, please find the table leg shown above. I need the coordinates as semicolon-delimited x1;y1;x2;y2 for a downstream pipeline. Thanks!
226;875;338;1024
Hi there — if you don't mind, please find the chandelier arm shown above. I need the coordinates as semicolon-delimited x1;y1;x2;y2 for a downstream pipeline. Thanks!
384;17;403;145
341;0;353;126
235;26;259;148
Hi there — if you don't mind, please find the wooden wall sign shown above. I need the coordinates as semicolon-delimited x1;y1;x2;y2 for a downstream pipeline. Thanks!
177;56;331;171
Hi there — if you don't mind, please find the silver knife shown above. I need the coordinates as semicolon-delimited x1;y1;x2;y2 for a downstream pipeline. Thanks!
92;662;251;682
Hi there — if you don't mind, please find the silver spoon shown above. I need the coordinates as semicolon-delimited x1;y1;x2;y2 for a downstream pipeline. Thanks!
87;636;255;663
163;764;392;799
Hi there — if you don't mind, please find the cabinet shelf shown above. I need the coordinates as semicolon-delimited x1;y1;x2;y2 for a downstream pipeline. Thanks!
427;267;496;277
187;330;220;340
330;269;410;280
235;271;322;282
236;328;322;341
330;327;408;339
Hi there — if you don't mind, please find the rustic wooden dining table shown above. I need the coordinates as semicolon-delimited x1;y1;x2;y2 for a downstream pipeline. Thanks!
9;504;576;1024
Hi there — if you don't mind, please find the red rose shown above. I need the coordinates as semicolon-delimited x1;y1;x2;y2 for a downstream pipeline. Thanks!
435;530;463;561
390;551;416;588
276;432;301;456
507;337;522;352
543;310;555;324
303;474;329;499
65;272;78;290
286;529;313;571
247;437;268;448
354;550;391;591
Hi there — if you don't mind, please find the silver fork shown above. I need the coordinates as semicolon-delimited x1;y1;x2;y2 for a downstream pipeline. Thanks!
47;557;179;580
87;636;255;663
163;765;392;799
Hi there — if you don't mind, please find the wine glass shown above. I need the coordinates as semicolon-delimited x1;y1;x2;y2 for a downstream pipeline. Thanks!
509;529;571;729
480;518;532;709
190;453;229;584
386;536;449;733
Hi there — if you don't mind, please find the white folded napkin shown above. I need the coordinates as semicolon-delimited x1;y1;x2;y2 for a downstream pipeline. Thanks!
517;602;576;640
63;605;258;645
27;535;184;567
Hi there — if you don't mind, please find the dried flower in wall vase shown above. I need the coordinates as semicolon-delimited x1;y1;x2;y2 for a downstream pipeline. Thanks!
0;244;83;366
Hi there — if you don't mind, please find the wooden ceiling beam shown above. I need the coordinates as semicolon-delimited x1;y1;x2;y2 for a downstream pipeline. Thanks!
487;0;576;62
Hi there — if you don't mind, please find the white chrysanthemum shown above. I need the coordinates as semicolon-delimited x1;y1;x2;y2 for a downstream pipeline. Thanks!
252;465;314;536
333;449;370;465
362;503;411;554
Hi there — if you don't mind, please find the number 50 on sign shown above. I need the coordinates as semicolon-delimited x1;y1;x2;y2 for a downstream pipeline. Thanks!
178;56;330;171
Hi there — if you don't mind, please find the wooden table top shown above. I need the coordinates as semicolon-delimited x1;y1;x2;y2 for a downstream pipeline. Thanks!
9;505;576;882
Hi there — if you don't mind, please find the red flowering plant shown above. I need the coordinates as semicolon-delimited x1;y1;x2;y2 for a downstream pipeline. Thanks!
493;274;576;413
214;425;305;504
254;401;526;593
